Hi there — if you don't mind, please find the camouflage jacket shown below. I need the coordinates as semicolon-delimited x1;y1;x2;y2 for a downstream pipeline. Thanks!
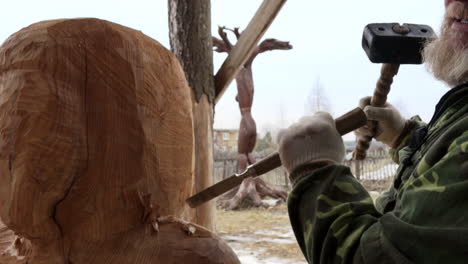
288;84;468;264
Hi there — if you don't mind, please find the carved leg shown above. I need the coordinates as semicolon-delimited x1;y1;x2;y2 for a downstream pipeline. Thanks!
237;153;249;172
247;153;256;165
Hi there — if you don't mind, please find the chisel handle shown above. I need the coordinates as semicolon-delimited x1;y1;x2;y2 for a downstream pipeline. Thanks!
252;107;368;174
186;107;367;208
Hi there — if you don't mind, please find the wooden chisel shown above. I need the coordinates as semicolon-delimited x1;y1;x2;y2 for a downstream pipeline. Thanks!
186;107;367;208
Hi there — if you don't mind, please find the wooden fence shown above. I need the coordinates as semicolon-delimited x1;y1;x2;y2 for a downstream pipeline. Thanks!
213;158;290;187
213;150;397;186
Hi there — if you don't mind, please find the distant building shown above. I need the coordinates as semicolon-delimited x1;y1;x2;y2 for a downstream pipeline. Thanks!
214;129;239;152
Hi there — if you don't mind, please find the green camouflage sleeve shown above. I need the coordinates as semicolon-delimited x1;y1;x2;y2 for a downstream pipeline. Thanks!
288;131;468;264
288;164;380;263
376;116;426;213
389;116;426;164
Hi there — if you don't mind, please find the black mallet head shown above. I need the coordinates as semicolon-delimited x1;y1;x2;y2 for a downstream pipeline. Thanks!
362;23;436;64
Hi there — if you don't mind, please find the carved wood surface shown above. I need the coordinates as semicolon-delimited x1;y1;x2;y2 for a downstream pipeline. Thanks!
0;18;239;264
0;219;30;263
0;221;15;254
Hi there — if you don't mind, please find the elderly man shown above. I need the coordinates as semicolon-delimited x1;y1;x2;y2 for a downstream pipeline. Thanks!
279;0;468;263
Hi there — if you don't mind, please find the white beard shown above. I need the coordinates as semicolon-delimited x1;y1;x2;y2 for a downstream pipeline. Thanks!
423;5;468;87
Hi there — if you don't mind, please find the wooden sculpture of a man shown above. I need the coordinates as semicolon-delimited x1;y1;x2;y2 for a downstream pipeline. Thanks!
213;27;291;209
0;18;239;264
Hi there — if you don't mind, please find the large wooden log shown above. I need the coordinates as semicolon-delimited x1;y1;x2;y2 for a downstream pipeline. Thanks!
0;18;239;264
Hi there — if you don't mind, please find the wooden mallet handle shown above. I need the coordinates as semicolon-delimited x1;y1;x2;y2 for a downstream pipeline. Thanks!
353;63;400;160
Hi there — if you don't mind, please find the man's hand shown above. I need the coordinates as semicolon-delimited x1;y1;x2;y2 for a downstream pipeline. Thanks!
355;97;406;148
278;112;345;181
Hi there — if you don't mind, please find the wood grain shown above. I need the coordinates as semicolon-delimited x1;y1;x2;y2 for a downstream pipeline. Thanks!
0;18;239;264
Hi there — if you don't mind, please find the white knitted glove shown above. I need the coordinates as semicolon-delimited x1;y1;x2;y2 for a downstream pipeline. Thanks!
355;96;406;148
278;112;345;175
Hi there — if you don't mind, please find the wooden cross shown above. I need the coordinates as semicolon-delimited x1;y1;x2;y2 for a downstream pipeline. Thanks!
214;0;288;104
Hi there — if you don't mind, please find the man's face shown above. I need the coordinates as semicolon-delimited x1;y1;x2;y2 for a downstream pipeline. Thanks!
443;0;468;49
422;0;468;86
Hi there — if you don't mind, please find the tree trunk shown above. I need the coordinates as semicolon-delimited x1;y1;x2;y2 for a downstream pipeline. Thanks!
168;0;215;230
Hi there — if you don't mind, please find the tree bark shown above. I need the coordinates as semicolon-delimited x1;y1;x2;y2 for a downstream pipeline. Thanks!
168;0;215;102
168;0;216;230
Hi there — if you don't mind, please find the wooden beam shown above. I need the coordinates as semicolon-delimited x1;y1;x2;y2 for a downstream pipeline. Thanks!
214;0;287;104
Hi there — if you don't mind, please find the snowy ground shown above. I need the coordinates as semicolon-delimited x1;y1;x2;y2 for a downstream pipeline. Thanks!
215;160;396;263
217;191;386;263
216;201;307;264
221;226;305;264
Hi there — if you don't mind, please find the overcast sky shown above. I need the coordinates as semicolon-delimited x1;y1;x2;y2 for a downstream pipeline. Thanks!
1;0;447;140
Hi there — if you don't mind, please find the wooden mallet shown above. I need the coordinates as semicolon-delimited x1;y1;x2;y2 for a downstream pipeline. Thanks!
186;23;436;208
353;23;435;160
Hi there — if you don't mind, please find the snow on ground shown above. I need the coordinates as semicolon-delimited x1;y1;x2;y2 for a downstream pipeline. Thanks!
263;199;282;207
227;245;305;264
233;248;293;264
223;232;296;246
235;252;302;264
218;202;307;264
218;182;387;264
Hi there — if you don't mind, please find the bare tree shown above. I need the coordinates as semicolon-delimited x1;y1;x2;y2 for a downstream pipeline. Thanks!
304;77;332;115
168;0;216;229
213;26;291;210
